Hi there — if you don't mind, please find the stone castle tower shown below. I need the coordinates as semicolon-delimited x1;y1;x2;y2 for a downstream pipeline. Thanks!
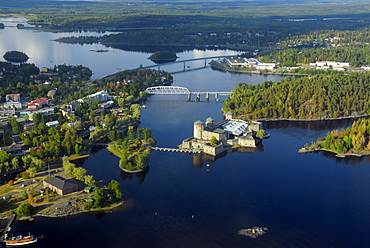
205;117;214;128
193;120;204;139
225;111;233;120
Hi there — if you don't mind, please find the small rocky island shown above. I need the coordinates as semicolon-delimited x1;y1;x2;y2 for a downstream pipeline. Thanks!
179;112;268;156
148;51;178;63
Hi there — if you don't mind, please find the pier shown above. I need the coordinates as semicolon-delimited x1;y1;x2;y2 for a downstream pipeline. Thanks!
151;147;201;154
0;214;15;241
145;86;233;102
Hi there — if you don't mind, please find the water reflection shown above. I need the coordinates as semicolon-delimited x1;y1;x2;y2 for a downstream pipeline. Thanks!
262;118;357;131
120;166;150;184
191;143;264;167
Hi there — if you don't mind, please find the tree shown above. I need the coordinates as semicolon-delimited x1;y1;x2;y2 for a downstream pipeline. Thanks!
27;167;37;178
7;118;21;134
143;128;152;141
22;171;30;179
62;157;76;177
16;203;34;218
209;136;218;147
2;130;12;146
127;126;135;140
22;190;28;200
84;175;95;186
93;187;105;208
108;180;122;199
256;129;266;139
0;150;11;164
73;167;87;181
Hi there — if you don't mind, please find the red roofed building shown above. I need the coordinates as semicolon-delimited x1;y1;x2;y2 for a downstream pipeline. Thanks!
28;97;51;109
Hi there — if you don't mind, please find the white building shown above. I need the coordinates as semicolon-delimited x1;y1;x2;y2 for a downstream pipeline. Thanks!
77;91;111;105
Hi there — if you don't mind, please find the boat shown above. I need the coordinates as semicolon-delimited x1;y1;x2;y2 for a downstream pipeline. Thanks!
4;234;38;246
238;226;268;238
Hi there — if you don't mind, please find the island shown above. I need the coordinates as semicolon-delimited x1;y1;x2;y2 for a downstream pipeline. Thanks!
107;127;156;173
179;112;268;156
299;118;370;157
3;51;29;63
148;51;178;64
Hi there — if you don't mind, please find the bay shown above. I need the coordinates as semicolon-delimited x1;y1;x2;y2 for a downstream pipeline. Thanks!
1;17;369;248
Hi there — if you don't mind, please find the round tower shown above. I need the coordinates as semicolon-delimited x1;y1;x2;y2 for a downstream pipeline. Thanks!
194;120;204;139
225;111;233;120
205;117;214;127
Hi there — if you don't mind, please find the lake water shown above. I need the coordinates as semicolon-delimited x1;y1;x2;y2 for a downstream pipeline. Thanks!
2;17;370;248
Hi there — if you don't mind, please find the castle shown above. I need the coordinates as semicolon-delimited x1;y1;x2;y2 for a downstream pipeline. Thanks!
179;112;264;156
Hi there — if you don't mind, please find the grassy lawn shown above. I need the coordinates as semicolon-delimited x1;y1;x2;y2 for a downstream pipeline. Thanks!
68;154;89;161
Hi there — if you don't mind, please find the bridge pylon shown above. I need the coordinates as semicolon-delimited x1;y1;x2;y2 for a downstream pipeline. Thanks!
188;93;192;101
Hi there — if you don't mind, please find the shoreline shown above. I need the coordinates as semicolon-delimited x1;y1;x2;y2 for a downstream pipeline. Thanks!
254;114;370;123
210;65;309;77
298;147;370;158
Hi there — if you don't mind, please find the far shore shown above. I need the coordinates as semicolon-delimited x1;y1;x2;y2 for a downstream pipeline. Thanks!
210;64;309;77
251;113;370;123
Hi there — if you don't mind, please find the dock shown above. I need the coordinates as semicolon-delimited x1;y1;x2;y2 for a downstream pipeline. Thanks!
0;214;15;241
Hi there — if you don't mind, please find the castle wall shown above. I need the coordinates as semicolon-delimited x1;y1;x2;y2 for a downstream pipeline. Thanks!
203;143;224;156
202;130;226;141
248;121;262;133
237;136;256;147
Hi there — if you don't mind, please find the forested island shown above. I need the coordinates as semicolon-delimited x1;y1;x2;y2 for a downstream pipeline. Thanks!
107;127;155;173
301;118;370;157
148;51;178;63
3;51;29;63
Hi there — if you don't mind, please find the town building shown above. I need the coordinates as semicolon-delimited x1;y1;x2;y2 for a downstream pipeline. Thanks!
43;176;79;195
98;100;114;109
28;108;54;121
179;112;264;156
77;90;111;105
27;97;51;109
45;120;59;127
5;94;21;102
224;57;276;71
1;101;22;110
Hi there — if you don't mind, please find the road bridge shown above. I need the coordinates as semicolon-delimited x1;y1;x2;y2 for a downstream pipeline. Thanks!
141;55;237;73
145;86;233;101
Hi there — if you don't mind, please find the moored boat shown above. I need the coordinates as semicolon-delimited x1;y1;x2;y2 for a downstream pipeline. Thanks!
238;226;268;238
5;234;38;246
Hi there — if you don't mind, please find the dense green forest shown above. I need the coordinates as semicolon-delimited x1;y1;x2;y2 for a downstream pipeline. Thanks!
223;72;370;120
259;27;370;67
307;118;370;154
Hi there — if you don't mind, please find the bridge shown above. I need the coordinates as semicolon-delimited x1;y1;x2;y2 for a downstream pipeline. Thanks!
146;86;233;101
151;147;201;153
141;55;237;73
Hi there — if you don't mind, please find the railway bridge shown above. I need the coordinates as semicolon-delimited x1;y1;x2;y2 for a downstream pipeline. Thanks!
145;86;233;101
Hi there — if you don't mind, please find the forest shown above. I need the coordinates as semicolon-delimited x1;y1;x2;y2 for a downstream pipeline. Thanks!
223;72;370;120
307;118;370;155
259;27;370;67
